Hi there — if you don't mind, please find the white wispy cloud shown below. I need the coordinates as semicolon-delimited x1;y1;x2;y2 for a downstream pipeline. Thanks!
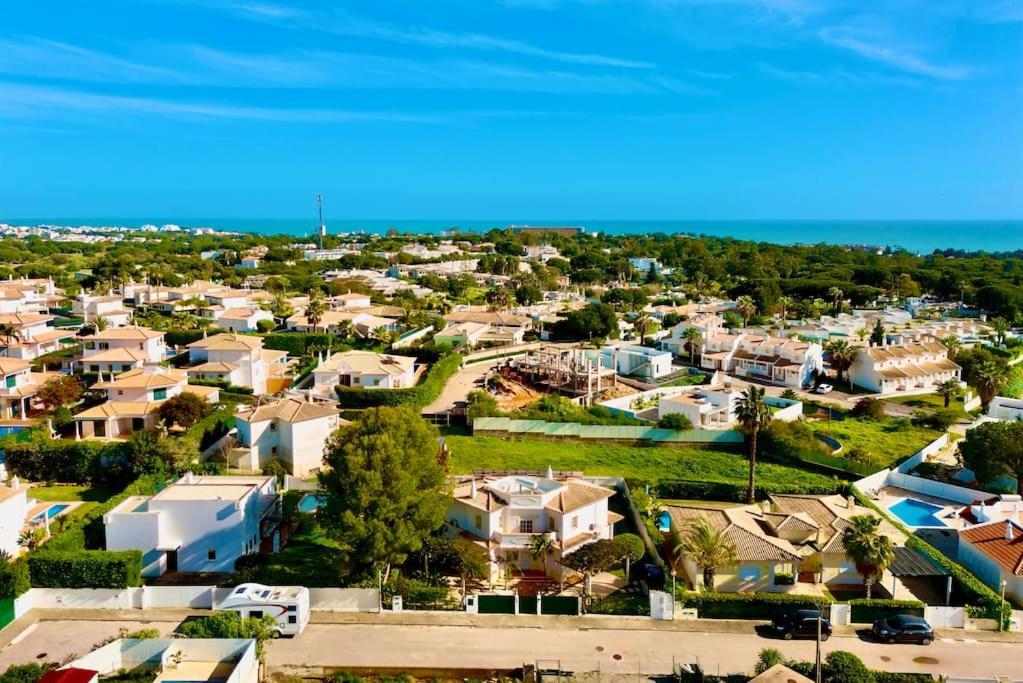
757;61;922;87
0;36;186;83
817;27;972;80
184;1;655;69
756;62;826;84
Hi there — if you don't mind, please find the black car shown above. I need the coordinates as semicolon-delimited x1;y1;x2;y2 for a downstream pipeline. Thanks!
872;614;934;645
771;610;832;641
638;563;665;590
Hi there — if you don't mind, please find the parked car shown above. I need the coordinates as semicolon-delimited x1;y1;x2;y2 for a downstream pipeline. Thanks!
638;563;665;590
872;615;934;645
771;610;832;641
815;383;834;394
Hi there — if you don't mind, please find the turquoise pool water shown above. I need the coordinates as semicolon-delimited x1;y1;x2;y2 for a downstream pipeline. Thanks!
32;504;70;523
888;498;946;527
297;494;323;513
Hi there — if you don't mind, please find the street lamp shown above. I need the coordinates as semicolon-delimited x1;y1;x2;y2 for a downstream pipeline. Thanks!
1000;579;1008;632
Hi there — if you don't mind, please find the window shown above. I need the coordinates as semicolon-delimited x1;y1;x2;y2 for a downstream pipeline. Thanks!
739;566;760;582
474;514;482;530
571;517;579;530
153;388;167;400
519;519;534;534
248;610;263;619
271;446;278;456
288;615;297;624
208;549;217;561
117;390;124;396
90;365;100;373
5;375;15;389
269;422;277;431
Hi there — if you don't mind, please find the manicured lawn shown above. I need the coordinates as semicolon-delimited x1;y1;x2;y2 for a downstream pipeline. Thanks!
446;436;839;487
27;485;114;503
805;418;942;467
255;519;346;587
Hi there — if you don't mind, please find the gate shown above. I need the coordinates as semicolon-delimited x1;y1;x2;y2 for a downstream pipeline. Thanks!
0;598;15;630
540;596;580;616
477;595;516;614
519;595;538;615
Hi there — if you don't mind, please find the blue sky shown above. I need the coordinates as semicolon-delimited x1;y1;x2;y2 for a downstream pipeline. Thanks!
1;0;1021;220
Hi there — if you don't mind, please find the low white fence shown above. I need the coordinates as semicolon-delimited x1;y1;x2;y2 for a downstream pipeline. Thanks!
28;588;143;610
886;471;980;505
308;588;380;612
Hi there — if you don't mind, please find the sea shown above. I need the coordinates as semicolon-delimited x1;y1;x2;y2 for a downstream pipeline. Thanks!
4;218;1022;254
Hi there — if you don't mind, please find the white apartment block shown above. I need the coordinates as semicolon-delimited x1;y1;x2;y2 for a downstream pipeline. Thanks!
104;473;281;576
848;342;961;394
447;474;621;582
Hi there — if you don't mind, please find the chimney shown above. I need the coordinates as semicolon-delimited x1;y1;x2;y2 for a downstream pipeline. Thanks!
847;495;856;510
10;476;19;491
1006;523;1015;542
470;478;477;498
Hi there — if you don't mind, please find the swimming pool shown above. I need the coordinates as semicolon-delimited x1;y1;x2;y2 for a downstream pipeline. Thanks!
888;498;947;527
32;504;70;523
297;494;323;514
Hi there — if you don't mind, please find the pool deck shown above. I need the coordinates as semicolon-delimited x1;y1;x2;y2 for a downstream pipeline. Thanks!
874;486;968;530
25;501;82;526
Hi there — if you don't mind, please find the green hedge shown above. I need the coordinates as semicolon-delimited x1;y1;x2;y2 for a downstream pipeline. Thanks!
188;378;253;394
28;551;142;588
2;434;120;486
849;598;925;624
262;332;340;356
334;353;461;408
656;479;848;502
0;561;30;600
165;328;224;347
852;488;1011;627
676;590;832;619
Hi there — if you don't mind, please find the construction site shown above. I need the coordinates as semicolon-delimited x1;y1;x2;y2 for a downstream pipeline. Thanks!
501;346;620;405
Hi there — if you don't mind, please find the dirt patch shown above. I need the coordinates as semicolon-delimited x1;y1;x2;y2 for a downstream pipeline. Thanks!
493;376;544;410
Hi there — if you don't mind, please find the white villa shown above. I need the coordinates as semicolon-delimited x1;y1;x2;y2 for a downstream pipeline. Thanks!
986;396;1023;422
104;472;281;577
311;350;416;398
446;474;622;582
847;342;961;394
0;479;31;558
659;386;741;428
63;638;258;683
957;519;1023;605
186;333;287;395
73;366;219;440
441;312;531;347
232;397;342;476
697;330;823;388
74;294;132;328
328;291;372;309
75;327;167;375
0;358;48;421
0;313;72;360
600;344;674;380
216;308;275;333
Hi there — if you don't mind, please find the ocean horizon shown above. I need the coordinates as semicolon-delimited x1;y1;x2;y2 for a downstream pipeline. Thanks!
4;218;1022;254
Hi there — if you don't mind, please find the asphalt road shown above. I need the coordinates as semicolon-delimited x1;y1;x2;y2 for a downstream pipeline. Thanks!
265;622;1023;679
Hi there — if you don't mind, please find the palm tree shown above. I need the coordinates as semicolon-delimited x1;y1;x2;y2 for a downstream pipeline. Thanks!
682;327;702;364
371;325;392;346
271;292;295;319
0;322;20;353
776;295;794;322
673;516;737;592
842;515;894;600
735;386;772;504
827;286;843;314
735;295;756;327
855;327;870;343
991;317;1011;346
973;361;1008;412
529;534;555;594
632;313;653;345
936;378;962;408
825;339;857;387
485;287;509;311
304;291;327;333
335;319;355;343
940;335;962;361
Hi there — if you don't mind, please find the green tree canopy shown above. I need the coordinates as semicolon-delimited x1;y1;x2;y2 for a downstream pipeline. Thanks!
958;420;1023;494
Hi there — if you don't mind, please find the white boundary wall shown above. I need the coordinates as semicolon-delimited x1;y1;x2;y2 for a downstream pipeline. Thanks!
308;588;380;612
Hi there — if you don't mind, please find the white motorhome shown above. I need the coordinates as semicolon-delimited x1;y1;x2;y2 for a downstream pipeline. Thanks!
217;583;310;636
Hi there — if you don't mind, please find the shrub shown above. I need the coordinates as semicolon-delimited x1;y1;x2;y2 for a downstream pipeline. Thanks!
824;651;874;683
848;598;924;624
588;594;649;616
773;572;795;586
755;648;786;675
0;663;56;683
335;353;461;408
256;319;276;333
676;591;831;619
911;408;959;431
187;378;253;394
851;397;885;420
261;459;289;485
178;612;277;657
158;392;214;428
261;332;337;357
0;560;30;599
165;328;223;347
658;413;694;430
28;550;142;588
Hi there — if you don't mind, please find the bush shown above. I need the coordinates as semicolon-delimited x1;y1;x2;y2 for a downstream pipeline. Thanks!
187;378;253;394
824;651;874;683
656;479;847;502
261;332;337;357
256;319;276;333
165;328;223;347
851;397;885;420
755;648;786;675
677;591;831;619
773;572;795;586
658;413;694;431
28;551;142;588
335;353;461;408
0;663;56;683
178;612;277;657
848;598;924;624
911;408;959;431
588;594;649;616
158;392;213;429
0;560;30;599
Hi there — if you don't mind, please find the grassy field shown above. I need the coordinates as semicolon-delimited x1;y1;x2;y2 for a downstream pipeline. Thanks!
446;436;839;487
28;485;113;502
883;392;969;415
255;518;345;587
805;418;941;467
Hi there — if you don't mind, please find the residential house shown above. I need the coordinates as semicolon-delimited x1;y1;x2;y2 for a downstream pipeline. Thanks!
658;386;741;428
61;638;258;683
74;327;167;375
73;366;219;440
285;309;398;338
848;342;961;394
232;397;342;476
600;344;674;380
628;257;669;275
328;291;372;309
73;294;132;327
0;358;48;420
217;308;275;333
104;472;281;576
441;312;531;347
988;396;1023;422
523;244;561;263
660;313;726;357
730;334;823;388
0;478;31;557
447;474;621;582
186;333;287;395
0;313;72;360
668;493;903;592
957;519;1023;605
311;350;416;398
435;321;490;349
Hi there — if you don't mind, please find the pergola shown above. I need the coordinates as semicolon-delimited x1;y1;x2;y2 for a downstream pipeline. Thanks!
887;546;953;605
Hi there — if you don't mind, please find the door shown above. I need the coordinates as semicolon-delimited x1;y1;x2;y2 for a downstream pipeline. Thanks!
165;549;178;572
132;418;145;431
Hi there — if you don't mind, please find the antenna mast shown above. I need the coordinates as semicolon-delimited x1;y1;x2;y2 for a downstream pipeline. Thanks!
317;193;325;250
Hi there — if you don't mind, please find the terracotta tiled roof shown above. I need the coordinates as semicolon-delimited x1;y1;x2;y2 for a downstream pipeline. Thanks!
545;479;614;513
960;520;1023;576
82;327;163;341
236;397;340;424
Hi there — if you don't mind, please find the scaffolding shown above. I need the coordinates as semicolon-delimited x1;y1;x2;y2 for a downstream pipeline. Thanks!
508;345;616;403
